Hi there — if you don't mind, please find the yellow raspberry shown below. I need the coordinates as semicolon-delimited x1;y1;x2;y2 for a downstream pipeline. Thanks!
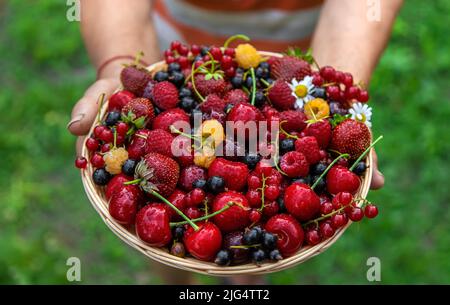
304;98;330;121
197;119;224;149
104;147;129;174
194;146;216;169
235;43;261;69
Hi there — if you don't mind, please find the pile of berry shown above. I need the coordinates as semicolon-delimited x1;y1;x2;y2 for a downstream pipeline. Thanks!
76;35;381;266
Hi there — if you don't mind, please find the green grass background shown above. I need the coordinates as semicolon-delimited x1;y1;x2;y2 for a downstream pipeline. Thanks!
0;0;449;284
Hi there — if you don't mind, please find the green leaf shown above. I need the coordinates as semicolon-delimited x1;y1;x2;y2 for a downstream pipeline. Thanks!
133;116;146;129
330;114;351;128
204;74;213;81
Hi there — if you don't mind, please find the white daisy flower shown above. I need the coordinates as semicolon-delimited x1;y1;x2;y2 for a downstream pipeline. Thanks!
288;76;315;109
349;102;373;127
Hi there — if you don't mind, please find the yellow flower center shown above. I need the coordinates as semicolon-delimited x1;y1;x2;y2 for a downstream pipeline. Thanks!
295;85;308;98
356;113;367;123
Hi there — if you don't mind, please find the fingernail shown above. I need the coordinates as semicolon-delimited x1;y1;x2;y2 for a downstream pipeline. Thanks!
377;170;384;178
67;114;85;129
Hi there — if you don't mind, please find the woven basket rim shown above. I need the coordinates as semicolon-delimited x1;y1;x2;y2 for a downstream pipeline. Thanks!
80;51;373;276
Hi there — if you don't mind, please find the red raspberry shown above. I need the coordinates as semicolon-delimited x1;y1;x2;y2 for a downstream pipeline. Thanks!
295;136;321;164
145;129;175;157
268;80;296;110
178;165;207;192
199;94;226;114
279;151;309;178
152;108;190;134
224;89;249;106
151;81;179;110
279;110;307;132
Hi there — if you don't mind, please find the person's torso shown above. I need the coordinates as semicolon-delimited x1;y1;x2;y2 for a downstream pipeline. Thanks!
152;0;324;52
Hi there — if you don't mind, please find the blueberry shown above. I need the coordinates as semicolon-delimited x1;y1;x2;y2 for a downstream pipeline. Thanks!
92;168;111;186
200;46;210;56
252;249;267;263
154;71;169;82
224;103;234;113
169;71;185;88
173;226;185;240
235;67;245;75
179;87;192;98
245;76;254;88
193;55;203;62
242;154;261;169
311;163;327;176
353;162;367;176
293;175;312;185
105;111;120;126
168;62;181;73
207;176;225;194
192;179;206;190
280;138;295;154
312;175;326;193
255;67;270;79
329;101;348;116
258;62;270;70
231;75;243;88
180;96;195;112
265;78;275;85
312;87;327;99
243;228;263;245
122;159;137;176
262;233;278;250
254;91;266;107
214;250;231;266
269;249;283;261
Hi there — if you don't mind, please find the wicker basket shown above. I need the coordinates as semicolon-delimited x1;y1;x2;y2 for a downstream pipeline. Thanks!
80;52;373;276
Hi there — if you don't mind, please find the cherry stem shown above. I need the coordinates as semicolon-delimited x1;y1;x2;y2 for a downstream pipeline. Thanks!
150;190;199;231
250;67;256;106
279;120;299;139
96;93;106;124
188;59;220;102
349;135;384;171
260;78;271;88
169;202;233;227
257;174;268;212
223;34;250;48
311;153;350;190
230;244;261;249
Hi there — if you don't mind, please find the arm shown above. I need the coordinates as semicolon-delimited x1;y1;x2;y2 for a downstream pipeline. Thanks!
68;0;159;145
311;0;404;189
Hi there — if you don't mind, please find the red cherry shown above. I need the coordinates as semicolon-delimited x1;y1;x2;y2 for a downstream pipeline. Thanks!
246;189;262;208
186;188;206;207
170;40;181;51
86;137;99;151
364;204;379;218
178;45;189;56
326;86;340;100
184;222;222;261
108;90;135;112
284;183;320;221
224;48;235;57
312;74;323;86
221;55;233;70
347;207;364;222
212;191;250;232
105;174;132;200
90;153;105;168
265;214;304;257
319;221;335;238
305;229;321;245
320;201;334;215
209;46;222;61
178;56;189;69
75;157;87;169
326;165;361;195
249;209;262;223
191;44;201;55
358;90;370;103
262;201;279;217
109;185;142;225
320;66;336;81
342;73;354;87
116;122;129;136
330;213;348;229
185;207;203;219
136;203;172;246
264;184;280;201
167;190;186;221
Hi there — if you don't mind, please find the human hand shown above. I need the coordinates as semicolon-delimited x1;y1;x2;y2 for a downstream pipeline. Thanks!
370;150;384;190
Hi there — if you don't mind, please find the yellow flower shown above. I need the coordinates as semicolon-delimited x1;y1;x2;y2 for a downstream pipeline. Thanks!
235;44;261;69
304;98;330;121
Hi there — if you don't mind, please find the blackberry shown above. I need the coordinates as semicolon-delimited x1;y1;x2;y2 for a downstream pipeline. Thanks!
105;111;120;126
245;76;253;88
154;71;169;82
122;159;137;176
92;168;111;186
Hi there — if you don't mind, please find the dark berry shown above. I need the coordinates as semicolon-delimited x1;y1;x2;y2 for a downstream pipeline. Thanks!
154;71;169;82
329;101;348;116
122;159;137;176
168;62;181;73
169;71;185;88
254;91;266;107
214;250;231;266
312;175;326;193
277;197;286;213
262;232;278;250
92;168;111;186
258;62;270;70
312;87;327;99
311;163;327;176
192;179;207;190
255;67;269;79
293;175;312;185
179;87;192;98
207;176;225;194
243;228;262;245
252;249;266;263
170;242;186;258
105;111;120;126
269;249;283;261
153;106;162;115
173;226;185;240
242;154;261;169
235;67;245;75
280;138;295;154
353;162;367;175
265;78;274;85
231;76;243;88
245;76;253;88
200;46;210;56
180;96;195;112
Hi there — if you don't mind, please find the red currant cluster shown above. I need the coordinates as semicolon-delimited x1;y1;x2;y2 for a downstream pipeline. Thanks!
304;191;379;245
311;66;369;104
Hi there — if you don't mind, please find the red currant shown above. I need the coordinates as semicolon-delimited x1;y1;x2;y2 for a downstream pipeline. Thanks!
209;46;222;61
249;209;262;223
99;129;114;143
101;143;111;153
225;67;235;78
320;201;334;215
332;192;353;209
319;221;335;238
90;153;105;168
305;229;321;245
312;74;324;86
178;56;189;69
170;40;181;52
188;188;206;207
93;125;107;139
320;66;336;81
116;134;125;146
334;71;345;83
330;213;348;229
364;204;378;218
194;60;204;69
221;55;233;70
263;201;279;217
116;122;128;136
75;157;87;169
166;56;176;64
247;174;262;189
246;189;262;208
358;90;370;103
86;137;99;151
224;48;235;57
345;86;360;100
338;90;346;102
347;207;364;222
342;73;354;87
326;86;340;100
185;207;203;219
179;45;189;56
191;44;201;55
164;49;173;59
203;55;211;62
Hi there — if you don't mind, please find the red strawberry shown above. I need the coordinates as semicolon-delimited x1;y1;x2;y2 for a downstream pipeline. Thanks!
199;94;226;113
105;173;132;200
184;222;222;261
330;119;371;159
135;152;180;198
279;151;309;178
145;129;175;157
127;129;151;160
268;80;296;110
172;136;194;167
109;184;143;225
304;120;332;149
265;214;304;257
178;165;207;192
195;74;228;97
120;66;153;96
326;165;361;195
212;191;250;232
226;102;264;124
279;110;307;132
151;81;179;110
284;183;320;221
152;108;190;134
167;189;186;221
136;203;172;247
262;105;280;123
271;56;312;82
121;98;155;127
108;90;135;112
295;136;321;164
224;89;249;106
208;158;249;191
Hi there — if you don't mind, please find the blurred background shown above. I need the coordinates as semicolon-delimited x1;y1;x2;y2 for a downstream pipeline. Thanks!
0;0;449;284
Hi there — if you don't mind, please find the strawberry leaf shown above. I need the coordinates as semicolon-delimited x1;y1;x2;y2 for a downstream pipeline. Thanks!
330;113;350;128
204;74;213;81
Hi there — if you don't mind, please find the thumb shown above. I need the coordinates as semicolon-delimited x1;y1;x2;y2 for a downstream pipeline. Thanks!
67;78;120;136
370;150;385;190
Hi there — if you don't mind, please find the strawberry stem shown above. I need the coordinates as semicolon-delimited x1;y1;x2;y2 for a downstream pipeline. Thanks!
169;202;233;227
250;67;256;106
150;190;200;231
123;178;142;185
257;174;268;212
311;153;350;190
349;135;383;171
223;34;250;48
